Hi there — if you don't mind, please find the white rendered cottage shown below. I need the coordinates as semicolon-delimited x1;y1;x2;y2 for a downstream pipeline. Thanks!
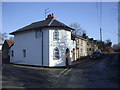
10;14;76;67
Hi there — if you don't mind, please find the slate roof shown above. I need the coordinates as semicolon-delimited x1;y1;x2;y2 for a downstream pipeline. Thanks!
71;33;86;41
10;17;74;35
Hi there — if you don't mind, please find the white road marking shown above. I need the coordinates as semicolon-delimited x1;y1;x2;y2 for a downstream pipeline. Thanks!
57;68;72;78
64;68;72;75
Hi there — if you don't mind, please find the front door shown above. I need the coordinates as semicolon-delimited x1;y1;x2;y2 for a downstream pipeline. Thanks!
72;49;75;61
66;48;69;66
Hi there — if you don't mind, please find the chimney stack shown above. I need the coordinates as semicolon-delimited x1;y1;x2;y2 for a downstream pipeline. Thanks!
49;14;51;17
46;13;56;19
51;13;56;19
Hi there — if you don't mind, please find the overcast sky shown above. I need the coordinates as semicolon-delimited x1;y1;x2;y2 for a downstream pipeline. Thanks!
2;2;118;44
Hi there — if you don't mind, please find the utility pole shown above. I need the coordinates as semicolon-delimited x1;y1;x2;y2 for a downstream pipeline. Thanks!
118;1;120;44
100;28;102;41
100;28;103;51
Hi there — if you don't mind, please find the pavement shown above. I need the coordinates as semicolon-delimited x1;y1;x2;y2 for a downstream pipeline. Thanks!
58;58;91;76
2;57;93;88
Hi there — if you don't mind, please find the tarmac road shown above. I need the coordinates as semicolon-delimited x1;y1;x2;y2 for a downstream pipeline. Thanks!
55;53;120;88
2;53;120;88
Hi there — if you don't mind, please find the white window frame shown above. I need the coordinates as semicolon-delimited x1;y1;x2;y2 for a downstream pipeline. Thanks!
53;47;60;60
11;50;14;57
23;49;26;57
53;30;59;41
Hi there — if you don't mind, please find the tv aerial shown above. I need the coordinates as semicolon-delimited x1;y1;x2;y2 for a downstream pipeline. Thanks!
44;8;50;19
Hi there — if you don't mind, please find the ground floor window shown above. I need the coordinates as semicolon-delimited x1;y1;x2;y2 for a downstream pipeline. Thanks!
23;49;26;57
53;47;60;60
35;30;41;38
11;50;14;57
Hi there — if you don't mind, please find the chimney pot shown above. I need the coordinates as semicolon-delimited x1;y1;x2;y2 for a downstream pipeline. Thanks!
49;14;51;17
52;13;54;17
46;13;56;20
51;13;56;19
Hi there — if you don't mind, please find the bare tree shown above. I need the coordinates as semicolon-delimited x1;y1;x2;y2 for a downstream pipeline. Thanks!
69;23;86;35
9;36;14;40
113;43;120;51
0;32;14;43
0;32;8;43
105;39;112;47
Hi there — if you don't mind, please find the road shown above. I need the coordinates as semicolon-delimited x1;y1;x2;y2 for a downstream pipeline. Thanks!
2;53;120;88
55;53;120;88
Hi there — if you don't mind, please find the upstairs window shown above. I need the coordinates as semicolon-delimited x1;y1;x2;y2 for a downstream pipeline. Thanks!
87;42;89;45
76;40;79;45
89;48;91;51
53;30;59;41
53;47;60;60
23;49;26;57
81;49;83;52
35;30;41;38
11;50;14;57
87;48;89;51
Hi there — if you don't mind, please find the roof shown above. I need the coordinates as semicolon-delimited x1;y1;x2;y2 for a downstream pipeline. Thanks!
71;33;86;41
10;17;74;35
5;40;14;47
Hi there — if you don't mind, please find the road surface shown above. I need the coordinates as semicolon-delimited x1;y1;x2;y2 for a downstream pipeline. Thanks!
55;53;120;88
2;53;120;88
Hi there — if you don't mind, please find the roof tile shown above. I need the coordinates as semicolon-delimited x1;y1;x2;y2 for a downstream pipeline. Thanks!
10;18;74;35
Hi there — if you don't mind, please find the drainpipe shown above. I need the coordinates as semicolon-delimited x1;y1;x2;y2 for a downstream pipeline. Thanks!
41;30;43;66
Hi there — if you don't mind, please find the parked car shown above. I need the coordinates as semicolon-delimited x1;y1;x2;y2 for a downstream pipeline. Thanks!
90;51;103;60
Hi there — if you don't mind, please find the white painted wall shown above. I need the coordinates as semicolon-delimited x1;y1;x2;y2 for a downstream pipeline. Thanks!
71;40;76;61
10;30;44;66
49;28;75;67
0;44;2;59
42;28;49;66
10;28;75;67
0;45;2;51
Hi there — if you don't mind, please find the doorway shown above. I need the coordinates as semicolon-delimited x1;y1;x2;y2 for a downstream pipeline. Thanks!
65;48;69;66
72;49;75;61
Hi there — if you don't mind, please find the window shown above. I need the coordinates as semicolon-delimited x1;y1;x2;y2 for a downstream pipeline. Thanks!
81;44;83;46
11;50;14;57
23;49;26;57
87;48;89;51
89;48;91;51
76;40;79;45
53;47;60;59
81;49;83;52
53;30;59;40
73;41;74;44
35;30;41;38
87;42;89;45
81;41;83;44
81;41;83;46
